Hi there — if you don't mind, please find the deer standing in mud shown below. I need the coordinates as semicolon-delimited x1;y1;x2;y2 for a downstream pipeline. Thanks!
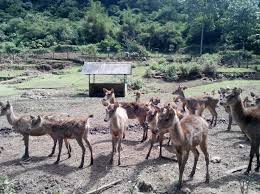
173;85;218;127
30;114;94;168
222;87;260;173
104;102;128;165
0;101;71;159
102;88;149;142
156;105;210;188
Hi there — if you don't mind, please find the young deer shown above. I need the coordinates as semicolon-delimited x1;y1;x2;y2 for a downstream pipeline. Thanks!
102;88;149;142
173;85;218;127
30;114;94;168
0;101;71;159
156;105;209;188
145;102;184;159
222;87;260;174
104;102;128;165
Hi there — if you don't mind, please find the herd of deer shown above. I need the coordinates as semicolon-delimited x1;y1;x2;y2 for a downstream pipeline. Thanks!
0;85;259;188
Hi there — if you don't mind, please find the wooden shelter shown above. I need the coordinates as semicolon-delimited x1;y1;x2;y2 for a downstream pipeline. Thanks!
81;62;132;97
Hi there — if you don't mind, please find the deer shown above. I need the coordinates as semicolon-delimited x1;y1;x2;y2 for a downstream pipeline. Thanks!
145;102;184;159
134;91;145;103
173;85;218;127
102;88;149;142
156;105;210;188
30;114;94;168
104;102;128;165
222;87;260;174
218;87;233;131
0;101;71;160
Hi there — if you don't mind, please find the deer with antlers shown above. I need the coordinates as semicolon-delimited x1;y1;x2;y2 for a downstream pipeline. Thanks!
173;85;219;127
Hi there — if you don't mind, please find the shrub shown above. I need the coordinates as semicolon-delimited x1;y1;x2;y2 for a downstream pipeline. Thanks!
164;64;178;81
202;63;216;77
125;40;150;57
128;79;144;90
0;176;16;194
144;68;153;78
219;50;252;67
188;63;202;78
80;44;98;56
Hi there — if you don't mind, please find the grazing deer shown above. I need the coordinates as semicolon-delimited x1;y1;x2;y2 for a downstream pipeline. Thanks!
156;105;209;188
173;85;218;127
104;102;128;165
222;87;260;174
218;88;233;131
145;102;184;159
102;88;149;142
30;114;94;168
0;101;71;159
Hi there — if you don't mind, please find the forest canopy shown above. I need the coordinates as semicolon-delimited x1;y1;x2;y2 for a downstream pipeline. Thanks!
0;0;259;54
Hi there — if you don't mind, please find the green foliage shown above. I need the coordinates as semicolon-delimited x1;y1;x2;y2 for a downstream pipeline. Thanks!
0;0;259;54
128;79;144;90
80;44;98;56
164;64;178;81
0;176;16;194
219;50;253;66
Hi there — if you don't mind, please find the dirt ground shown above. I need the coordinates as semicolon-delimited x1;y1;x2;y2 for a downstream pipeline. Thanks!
0;91;260;194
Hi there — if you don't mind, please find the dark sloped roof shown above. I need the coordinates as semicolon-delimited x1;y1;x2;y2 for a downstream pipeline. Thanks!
81;62;132;75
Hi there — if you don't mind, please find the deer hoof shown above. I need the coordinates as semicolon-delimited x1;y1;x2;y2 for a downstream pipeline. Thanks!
22;154;29;160
78;164;83;169
255;167;259;172
48;154;54;157
54;161;59;165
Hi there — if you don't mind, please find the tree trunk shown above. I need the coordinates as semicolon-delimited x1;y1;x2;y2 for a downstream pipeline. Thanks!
200;22;204;56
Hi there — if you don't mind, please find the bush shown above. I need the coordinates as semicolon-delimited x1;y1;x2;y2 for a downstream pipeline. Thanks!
202;63;216;77
164;64;178;81
128;79;144;90
196;53;221;66
219;50;253;67
98;38;122;52
80;44;98;56
144;68;153;78
125;40;150;57
188;63;202;78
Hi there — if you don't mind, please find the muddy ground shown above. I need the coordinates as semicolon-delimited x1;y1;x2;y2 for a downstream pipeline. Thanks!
0;91;260;194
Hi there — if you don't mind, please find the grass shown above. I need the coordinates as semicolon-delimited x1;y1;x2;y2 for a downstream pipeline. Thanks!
0;70;26;78
217;67;256;73
186;80;260;96
0;85;18;96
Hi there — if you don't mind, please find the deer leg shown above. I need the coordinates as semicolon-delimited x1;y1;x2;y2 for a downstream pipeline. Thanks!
175;147;183;189
211;107;218;127
200;141;210;183
49;138;57;157
246;142;256;174
146;132;156;159
64;139;71;158
158;132;164;158
54;138;63;165
22;134;29;160
76;138;86;168
227;113;232;131
83;134;93;165
139;118;148;142
110;136;116;165
178;150;189;189
189;147;200;178
118;137;122;166
255;144;260;172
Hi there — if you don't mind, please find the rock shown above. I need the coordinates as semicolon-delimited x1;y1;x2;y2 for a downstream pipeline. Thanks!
137;180;153;192
180;187;191;194
239;144;245;148
210;156;221;163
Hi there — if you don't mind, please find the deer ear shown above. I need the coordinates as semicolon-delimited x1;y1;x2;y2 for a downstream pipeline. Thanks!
30;115;35;120
101;99;109;107
88;114;94;118
182;86;188;90
103;88;108;93
111;88;114;93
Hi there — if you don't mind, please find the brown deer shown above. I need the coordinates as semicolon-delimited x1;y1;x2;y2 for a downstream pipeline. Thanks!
104;102;128;165
30;114;94;168
222;87;260;174
102;88;149;142
156;105;209;188
0;101;71;159
145;102;184;159
173;85;218;127
218;87;233;131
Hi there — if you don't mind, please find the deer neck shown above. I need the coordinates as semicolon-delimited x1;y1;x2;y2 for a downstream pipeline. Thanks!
110;95;117;104
171;115;185;145
230;97;247;127
6;106;18;126
136;97;140;103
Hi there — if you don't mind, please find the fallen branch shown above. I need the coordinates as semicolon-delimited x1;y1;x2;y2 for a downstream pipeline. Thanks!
226;165;248;174
85;179;122;194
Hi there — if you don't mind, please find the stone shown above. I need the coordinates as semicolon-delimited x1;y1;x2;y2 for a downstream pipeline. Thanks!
210;156;221;164
137;180;153;192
